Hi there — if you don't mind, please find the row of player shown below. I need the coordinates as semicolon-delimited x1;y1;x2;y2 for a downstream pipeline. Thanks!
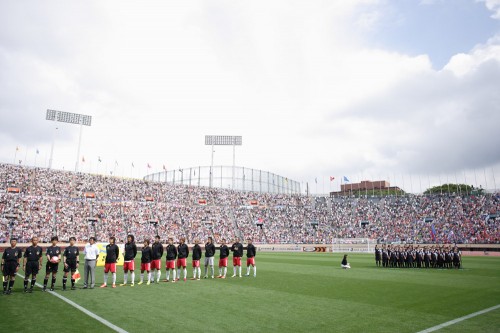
374;244;462;268
1;235;257;294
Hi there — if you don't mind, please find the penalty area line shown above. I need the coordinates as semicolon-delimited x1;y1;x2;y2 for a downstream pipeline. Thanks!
416;304;500;333
17;273;128;333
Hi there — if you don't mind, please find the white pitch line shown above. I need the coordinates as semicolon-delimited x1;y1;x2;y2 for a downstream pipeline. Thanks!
17;273;128;333
416;304;500;333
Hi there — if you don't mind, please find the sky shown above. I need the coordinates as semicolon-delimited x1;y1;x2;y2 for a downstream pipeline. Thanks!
1;0;500;194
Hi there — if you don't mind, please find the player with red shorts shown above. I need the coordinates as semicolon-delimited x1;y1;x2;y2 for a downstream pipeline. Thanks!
101;237;119;288
121;234;137;287
151;235;163;283
176;237;189;282
138;239;153;285
191;239;202;280
217;239;229;279
230;237;244;278
165;237;177;282
245;239;257;277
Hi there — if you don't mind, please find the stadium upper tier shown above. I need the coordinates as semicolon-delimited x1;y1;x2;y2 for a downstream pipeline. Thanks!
144;165;301;194
0;163;499;244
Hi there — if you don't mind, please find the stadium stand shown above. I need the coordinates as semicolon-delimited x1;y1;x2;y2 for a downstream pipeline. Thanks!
0;163;499;244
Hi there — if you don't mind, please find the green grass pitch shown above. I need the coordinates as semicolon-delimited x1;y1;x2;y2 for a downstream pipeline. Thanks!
1;252;499;333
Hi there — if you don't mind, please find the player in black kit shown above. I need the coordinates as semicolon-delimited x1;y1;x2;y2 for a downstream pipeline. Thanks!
245;239;257;277
63;237;80;290
2;238;22;295
375;245;381;267
44;236;61;291
150;235;163;283
22;236;43;293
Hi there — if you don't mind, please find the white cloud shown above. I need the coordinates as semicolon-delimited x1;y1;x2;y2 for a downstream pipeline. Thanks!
478;0;500;19
0;0;499;192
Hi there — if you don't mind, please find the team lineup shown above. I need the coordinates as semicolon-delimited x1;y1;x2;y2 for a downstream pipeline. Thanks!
1;235;257;294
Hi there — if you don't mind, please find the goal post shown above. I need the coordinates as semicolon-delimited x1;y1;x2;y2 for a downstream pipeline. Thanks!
331;238;376;253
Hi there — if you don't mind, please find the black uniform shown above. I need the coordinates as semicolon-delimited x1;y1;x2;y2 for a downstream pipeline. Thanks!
141;247;153;264
63;246;80;273
205;242;216;258
24;246;43;275
2;247;22;276
152;242;164;260
177;243;189;259
192;244;202;261
46;246;62;273
231;242;243;257
105;244;119;263
124;242;137;262
375;247;381;266
219;245;229;259
246;244;256;258
165;244;177;261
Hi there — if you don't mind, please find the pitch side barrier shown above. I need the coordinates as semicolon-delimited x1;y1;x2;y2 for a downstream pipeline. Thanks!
1;243;499;255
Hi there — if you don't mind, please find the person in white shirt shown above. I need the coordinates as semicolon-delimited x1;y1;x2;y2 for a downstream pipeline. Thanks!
83;237;99;289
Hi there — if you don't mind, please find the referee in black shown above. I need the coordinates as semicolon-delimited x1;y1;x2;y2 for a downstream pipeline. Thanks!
63;237;79;290
2;238;22;295
22;236;43;293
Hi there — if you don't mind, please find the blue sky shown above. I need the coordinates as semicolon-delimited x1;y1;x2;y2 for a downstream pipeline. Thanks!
358;0;500;68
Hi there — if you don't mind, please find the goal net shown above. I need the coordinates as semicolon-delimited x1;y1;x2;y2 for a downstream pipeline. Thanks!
331;238;375;253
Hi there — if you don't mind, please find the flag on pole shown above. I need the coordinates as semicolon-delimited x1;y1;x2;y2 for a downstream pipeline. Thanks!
315;178;318;184
98;156;102;162
115;160;118;166
163;165;166;171
36;149;39;154
147;163;151;169
330;176;335;181
131;162;134;168
16;146;19;151
343;176;350;182
82;156;85;163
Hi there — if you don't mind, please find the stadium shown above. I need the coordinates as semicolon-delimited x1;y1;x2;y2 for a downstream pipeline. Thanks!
2;2;500;333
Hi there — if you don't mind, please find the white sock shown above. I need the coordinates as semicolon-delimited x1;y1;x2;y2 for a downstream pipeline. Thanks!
131;272;135;284
233;267;236;275
219;267;222;276
204;266;208;276
183;268;187;278
166;271;170;281
197;267;201;278
177;269;180;279
238;266;242;276
193;268;196;278
140;273;144;282
157;271;161;282
246;267;250;275
147;272;151;281
173;269;176;280
223;267;227;277
124;272;128;284
104;273;108;284
210;266;214;277
253;266;257;276
112;273;116;284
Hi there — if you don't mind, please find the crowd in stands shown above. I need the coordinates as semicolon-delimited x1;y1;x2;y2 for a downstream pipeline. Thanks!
0;163;499;244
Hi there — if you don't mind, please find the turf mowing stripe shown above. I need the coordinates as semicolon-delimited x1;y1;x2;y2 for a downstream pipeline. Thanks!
416;304;500;333
17;273;129;333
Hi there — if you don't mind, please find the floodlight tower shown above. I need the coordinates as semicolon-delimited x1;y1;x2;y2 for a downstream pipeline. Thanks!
45;109;92;172
204;135;242;189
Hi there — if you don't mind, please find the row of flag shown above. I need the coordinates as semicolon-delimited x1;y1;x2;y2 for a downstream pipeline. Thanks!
315;176;350;184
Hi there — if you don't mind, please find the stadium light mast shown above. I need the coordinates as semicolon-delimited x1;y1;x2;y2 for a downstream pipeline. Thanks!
204;135;242;189
46;109;92;172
